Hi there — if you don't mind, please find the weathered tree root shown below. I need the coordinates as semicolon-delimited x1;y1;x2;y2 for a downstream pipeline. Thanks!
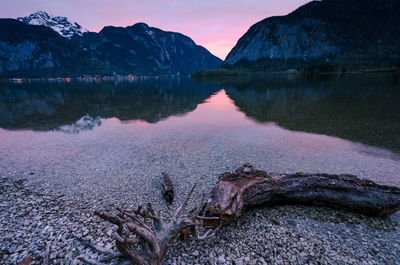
208;163;400;224
93;184;221;265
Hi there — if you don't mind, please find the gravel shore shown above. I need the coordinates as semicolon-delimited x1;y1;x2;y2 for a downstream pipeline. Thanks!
1;177;399;265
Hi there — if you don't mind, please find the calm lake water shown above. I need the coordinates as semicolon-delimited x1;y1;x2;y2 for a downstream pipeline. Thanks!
0;74;399;203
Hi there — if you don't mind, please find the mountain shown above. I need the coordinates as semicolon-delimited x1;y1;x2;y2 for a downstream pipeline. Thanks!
224;0;400;71
0;19;109;77
17;11;88;39
0;12;222;77
85;23;222;75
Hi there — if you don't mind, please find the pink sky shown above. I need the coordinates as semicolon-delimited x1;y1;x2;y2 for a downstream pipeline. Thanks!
1;0;309;59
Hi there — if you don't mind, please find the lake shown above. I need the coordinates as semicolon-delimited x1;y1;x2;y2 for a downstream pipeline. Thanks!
1;74;400;264
0;74;400;203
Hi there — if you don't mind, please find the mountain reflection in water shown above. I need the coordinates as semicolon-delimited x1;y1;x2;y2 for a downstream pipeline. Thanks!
0;79;220;131
0;74;399;152
219;74;400;153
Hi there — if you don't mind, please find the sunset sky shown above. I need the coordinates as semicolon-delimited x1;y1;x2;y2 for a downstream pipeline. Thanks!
1;0;309;59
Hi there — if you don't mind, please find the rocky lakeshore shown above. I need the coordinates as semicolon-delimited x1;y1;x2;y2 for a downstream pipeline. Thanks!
1;177;400;265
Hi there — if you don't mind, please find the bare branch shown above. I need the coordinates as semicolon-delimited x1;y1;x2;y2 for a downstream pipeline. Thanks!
135;205;162;223
113;231;139;245
197;221;223;240
164;206;172;219
116;208;152;232
116;239;148;265
195;216;219;221
193;192;205;217
125;222;160;254
173;183;197;219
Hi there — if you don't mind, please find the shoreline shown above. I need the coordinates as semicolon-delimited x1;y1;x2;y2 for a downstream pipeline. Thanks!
1;67;399;84
190;67;400;79
0;74;187;85
1;177;399;264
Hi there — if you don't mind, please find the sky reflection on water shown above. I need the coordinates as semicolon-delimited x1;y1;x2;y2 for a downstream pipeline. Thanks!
0;75;399;200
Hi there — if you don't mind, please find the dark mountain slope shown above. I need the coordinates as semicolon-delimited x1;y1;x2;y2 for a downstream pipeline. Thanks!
0;19;109;77
0;15;221;77
224;0;400;71
87;23;221;75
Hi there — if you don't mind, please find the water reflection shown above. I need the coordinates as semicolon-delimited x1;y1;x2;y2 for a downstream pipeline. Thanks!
1;75;400;201
0;79;220;131
1;74;399;152
57;115;103;134
216;74;400;152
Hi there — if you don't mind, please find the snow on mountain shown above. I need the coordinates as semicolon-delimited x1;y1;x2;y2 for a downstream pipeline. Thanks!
17;11;88;38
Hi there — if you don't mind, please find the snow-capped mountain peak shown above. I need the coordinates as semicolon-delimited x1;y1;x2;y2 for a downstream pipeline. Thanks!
17;11;88;38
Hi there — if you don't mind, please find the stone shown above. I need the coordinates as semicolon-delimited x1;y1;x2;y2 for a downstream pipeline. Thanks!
217;255;226;264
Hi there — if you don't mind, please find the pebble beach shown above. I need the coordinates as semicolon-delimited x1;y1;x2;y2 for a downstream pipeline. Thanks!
1;176;399;265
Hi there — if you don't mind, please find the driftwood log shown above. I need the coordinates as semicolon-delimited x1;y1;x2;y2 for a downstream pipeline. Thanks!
160;172;174;203
208;163;400;223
